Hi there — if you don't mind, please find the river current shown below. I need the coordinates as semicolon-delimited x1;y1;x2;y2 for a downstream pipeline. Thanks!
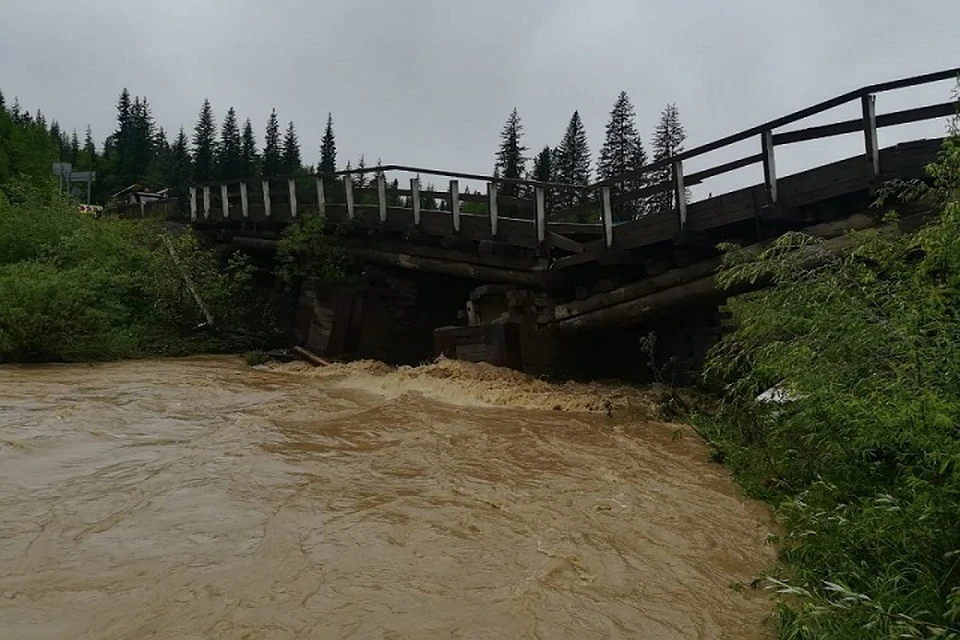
0;356;775;639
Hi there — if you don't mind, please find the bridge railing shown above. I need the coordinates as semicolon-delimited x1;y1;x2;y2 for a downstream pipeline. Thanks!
188;67;958;254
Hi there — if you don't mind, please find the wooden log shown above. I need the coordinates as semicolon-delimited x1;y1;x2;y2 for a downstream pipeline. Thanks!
294;345;331;367
673;160;686;231
449;179;460;233
345;175;355;218
377;174;387;223
262;180;272;217
316;177;326;217
160;233;215;329
601;186;613;248
410;178;421;226
203;186;211;219
240;181;249;218
221;183;230;218
554;212;878;322
761;129;777;203
345;247;546;286
288;178;298;217
488;182;499;237
862;94;880;179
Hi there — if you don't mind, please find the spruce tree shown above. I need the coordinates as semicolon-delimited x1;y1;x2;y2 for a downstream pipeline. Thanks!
262;109;282;177
650;102;687;213
240;118;259;177
553;110;591;217
319;112;336;175
192;99;217;183
77;126;98;170
494;108;527;197
69;129;80;164
599;91;648;218
355;155;368;189
282;121;301;174
532;146;552;182
167;128;192;200
216;107;243;180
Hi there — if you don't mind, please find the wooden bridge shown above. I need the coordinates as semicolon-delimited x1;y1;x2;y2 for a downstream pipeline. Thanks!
173;68;957;375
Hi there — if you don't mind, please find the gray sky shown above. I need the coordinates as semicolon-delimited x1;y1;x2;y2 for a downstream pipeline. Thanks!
1;0;958;193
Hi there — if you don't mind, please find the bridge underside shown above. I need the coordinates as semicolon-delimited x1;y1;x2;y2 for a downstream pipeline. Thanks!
184;138;942;379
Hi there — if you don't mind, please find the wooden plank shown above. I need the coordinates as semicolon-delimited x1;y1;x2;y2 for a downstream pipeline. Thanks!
862;94;880;179
288;178;297;217
203;186;211;219
761;129;777;203
673;160;687;231
240;182;249;218
449;179;460;233
488;182;499;237
316;177;326;217
601;186;613;247
344;176;355;218
262;180;271;218
773;102;957;145
410;178;421;226
189;186;197;221
686;153;764;184
535;187;546;245
345;247;546;286
546;231;585;253
221;183;230;218
377;174;387;223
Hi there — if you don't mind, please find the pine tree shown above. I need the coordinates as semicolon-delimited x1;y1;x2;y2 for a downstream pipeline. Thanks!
554;110;591;217
650;102;687;213
240;118;259;178
262;109;282;177
215;107;243;180
167;128;192;200
599;91;648;218
532;146;552;182
319;112;336;175
76;126;98;170
282;121;301;174
69;129;80;164
495;108;527;198
355;155;368;189
192;99;217;183
130;97;156;182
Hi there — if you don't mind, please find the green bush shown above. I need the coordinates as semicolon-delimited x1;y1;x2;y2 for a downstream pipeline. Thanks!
697;123;960;636
0;182;274;362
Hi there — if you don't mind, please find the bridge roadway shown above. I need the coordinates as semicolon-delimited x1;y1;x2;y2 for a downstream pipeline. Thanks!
145;68;957;374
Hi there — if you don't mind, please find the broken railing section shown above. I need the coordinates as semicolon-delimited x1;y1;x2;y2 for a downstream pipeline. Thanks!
189;67;958;251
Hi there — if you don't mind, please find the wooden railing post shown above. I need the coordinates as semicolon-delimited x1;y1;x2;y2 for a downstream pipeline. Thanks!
487;182;499;237
344;174;355;219
189;186;197;221
761;129;777;203
601;186;613;248
862;93;880;179
288;178;297;217
202;186;211;220
240;181;249;218
410;177;421;227
377;174;387;223
316;177;326;218
535;186;546;245
449;179;460;233
220;183;229;218
262;180;271;217
672;161;686;231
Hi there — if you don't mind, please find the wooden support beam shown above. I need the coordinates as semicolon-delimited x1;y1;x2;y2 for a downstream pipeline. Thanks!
449;179;460;233
220;183;230;218
487;182;499;237
288;178;297;217
262;180;272;217
202;186;211;219
189;186;197;221
377;174;387;223
240;181;249;218
344;175;355;218
761;129;777;203
862;94;880;178
535;186;546;245
410;178;421;226
316;177;326;217
601;186;613;248
345;247;546;286
673;161;686;231
547;231;585;253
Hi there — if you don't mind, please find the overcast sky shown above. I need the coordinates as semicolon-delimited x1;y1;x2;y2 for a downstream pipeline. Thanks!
1;0;958;192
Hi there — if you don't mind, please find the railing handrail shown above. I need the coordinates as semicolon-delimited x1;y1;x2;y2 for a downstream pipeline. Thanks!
594;66;960;187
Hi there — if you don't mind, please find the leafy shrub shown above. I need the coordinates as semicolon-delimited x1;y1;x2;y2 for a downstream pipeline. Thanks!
697;107;960;637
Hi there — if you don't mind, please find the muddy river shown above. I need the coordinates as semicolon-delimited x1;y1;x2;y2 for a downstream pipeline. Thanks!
0;357;775;639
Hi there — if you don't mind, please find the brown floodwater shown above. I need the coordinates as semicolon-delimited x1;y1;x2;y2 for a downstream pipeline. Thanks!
0;356;775;639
